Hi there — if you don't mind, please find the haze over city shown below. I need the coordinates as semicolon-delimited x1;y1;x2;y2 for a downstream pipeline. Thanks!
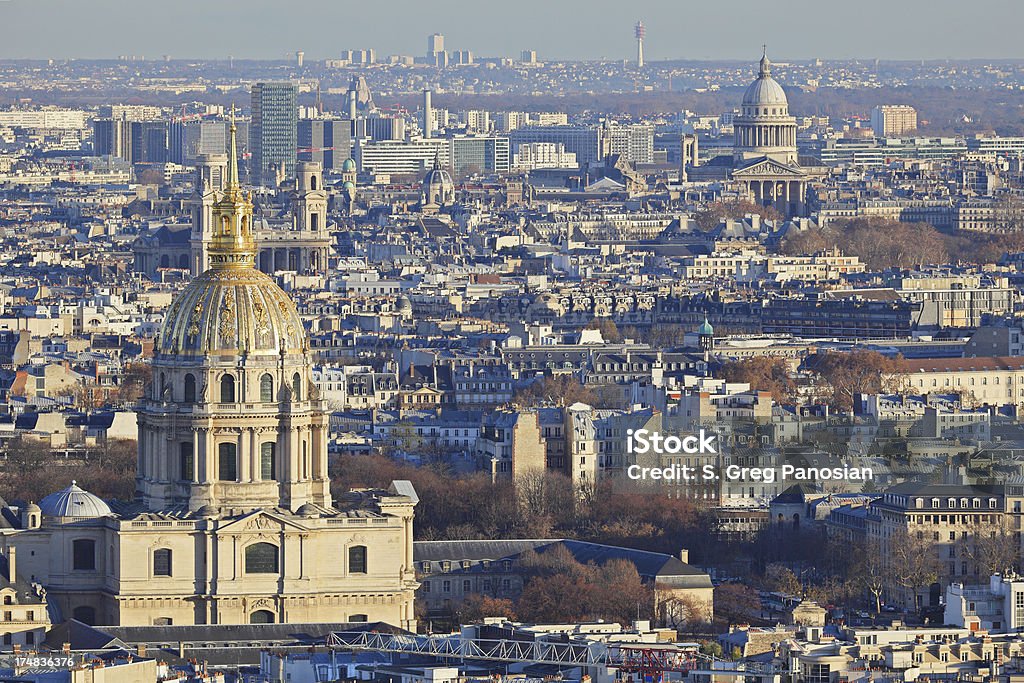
1;0;1022;61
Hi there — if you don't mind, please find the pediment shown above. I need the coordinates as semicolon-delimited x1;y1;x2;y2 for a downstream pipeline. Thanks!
217;509;307;534
732;158;805;178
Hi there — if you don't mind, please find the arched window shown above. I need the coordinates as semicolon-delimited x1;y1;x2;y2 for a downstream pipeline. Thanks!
245;543;279;574
311;175;318;191
349;545;367;574
220;374;235;403
2;595;11;605
184;374;196;403
292;372;302;401
72;539;96;571
72;606;96;625
260;442;276;481
260;374;274;402
179;442;194;480
218;443;237;481
153;548;172;577
250;609;275;624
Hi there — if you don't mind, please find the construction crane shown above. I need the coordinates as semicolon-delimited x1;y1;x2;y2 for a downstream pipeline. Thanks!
323;631;782;682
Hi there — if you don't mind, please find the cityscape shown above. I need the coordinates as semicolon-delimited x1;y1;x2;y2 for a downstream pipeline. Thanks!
3;3;1024;682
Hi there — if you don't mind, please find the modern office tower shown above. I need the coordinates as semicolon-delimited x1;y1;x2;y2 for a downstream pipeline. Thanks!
512;142;578;170
603;122;654;163
250;81;298;186
356;138;449;175
129;120;168;163
452;50;473;65
338;49;375;65
295;51;304;68
297;118;353;171
521;50;538;64
92;117;130;159
510;125;602;164
169;119;229;165
423;89;434;139
427;33;445;65
450;136;511;175
356;115;406;142
635;20;645;68
871;105;918;137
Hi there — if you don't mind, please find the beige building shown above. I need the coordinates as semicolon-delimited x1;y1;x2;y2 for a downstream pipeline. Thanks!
0;121;419;629
900;357;1024;408
871;105;918;137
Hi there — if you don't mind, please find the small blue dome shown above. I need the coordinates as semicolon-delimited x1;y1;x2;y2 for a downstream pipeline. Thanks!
698;318;714;336
341;158;356;172
39;481;112;518
342;180;356;190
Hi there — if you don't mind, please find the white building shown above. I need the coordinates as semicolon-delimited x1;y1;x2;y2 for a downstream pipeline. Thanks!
945;574;1024;633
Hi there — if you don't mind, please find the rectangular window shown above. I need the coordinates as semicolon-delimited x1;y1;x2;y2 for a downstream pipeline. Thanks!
180;442;194;481
218;443;237;481
260;442;276;481
348;545;367;574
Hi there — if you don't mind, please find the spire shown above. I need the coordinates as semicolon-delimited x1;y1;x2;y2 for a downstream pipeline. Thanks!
759;46;771;78
432;152;442;171
207;104;256;270
225;105;240;195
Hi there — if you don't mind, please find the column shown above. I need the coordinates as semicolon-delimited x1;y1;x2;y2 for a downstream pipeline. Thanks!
784;181;791;216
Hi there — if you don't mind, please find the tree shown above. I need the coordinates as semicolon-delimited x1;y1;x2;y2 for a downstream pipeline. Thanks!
888;529;943;610
117;362;152;404
659;591;711;631
958;522;1019;577
764;563;802;595
517;573;592;623
720;356;796;404
694;200;783;231
589;559;653;624
807;350;906;411
586;318;622;343
714;583;759;626
454;594;517;624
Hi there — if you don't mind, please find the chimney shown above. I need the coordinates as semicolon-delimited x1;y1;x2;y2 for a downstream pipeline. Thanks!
7;546;14;582
679;548;689;564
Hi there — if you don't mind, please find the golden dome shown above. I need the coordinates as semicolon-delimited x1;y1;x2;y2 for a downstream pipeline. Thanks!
157;267;306;356
156;112;307;358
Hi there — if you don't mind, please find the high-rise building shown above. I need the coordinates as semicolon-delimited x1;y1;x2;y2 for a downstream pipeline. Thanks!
510;125;602;164
169;119;229;165
129;120;168;164
603;122;654;163
250;81;298;187
356;115;405;142
521;50;538;64
452;50;473;66
297;118;352;171
426;33;447;67
871;105;918;138
92;117;130;159
450;136;511;175
295;50;304;68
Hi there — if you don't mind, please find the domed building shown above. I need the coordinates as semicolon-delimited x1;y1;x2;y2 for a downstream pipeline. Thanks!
731;49;810;217
1;119;419;629
420;154;455;214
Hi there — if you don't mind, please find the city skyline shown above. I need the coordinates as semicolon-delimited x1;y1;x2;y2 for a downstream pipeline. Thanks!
0;0;1021;61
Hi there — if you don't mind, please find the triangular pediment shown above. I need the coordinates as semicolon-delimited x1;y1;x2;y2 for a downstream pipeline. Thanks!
217;509;308;534
732;157;805;178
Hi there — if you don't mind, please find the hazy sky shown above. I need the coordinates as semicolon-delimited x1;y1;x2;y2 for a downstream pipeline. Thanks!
1;0;1021;61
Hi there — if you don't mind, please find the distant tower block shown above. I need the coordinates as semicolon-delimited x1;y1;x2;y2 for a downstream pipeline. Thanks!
423;89;434;139
296;50;304;68
635;21;646;69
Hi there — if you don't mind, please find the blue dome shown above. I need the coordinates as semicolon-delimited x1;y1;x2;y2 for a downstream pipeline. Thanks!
698;318;714;335
39;481;112;518
341;158;356;172
342;180;356;190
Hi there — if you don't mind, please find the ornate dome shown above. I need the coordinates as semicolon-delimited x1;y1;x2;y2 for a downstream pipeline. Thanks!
698;318;714;336
341;158;356;172
742;51;788;108
39;481;112;518
157;267;306;357
423;156;453;189
156;114;306;358
342;180;356;191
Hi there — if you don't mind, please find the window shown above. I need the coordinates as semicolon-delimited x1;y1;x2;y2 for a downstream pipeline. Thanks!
153;617;173;626
260;374;274;402
422;581;431;593
463;579;471;592
349;545;367;574
245;543;279;574
2;596;10;605
220;374;235;403
292;372;302;400
219;443;237;481
72;539;95;571
184;374;196;403
180;442;194;480
350;614;368;622
153;549;172;577
25;632;33;645
262;444;278;481
72;606;96;625
250;610;275;624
